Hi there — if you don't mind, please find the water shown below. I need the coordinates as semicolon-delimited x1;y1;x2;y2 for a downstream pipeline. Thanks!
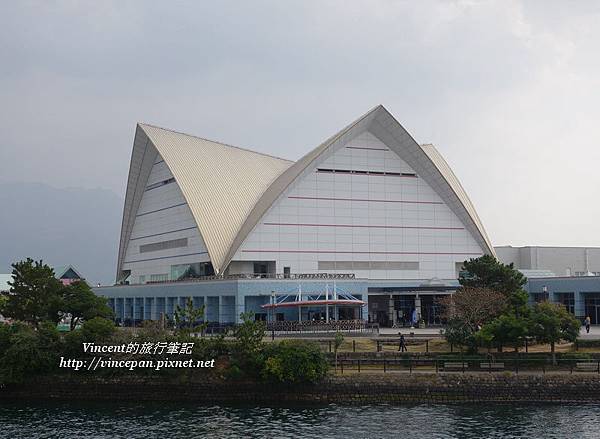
1;401;600;438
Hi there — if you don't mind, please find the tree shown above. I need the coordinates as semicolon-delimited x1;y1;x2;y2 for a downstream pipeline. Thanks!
457;255;531;317
529;301;580;364
459;255;526;296
227;311;266;379
333;331;344;372
476;313;528;352
1;258;64;327
173;297;207;336
233;311;266;354
439;287;507;332
81;317;116;341
62;281;113;330
443;318;476;352
439;287;507;352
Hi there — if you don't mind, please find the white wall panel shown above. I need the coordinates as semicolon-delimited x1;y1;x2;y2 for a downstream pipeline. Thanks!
122;158;209;283
233;131;484;280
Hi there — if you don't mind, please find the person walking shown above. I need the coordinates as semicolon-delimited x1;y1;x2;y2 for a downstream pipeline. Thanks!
585;316;591;334
398;333;407;352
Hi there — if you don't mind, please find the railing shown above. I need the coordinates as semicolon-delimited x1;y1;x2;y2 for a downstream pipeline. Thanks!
266;319;377;334
330;356;600;375
114;272;357;286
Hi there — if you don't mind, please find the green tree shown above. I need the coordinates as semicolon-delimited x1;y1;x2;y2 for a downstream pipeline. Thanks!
443;318;478;352
333;331;344;372
459;255;526;296
81;317;116;341
457;255;531;318
174;297;207;336
1;258;64;326
226;312;266;380
62;281;113;330
476;313;528;352
233;311;266;354
529;301;580;364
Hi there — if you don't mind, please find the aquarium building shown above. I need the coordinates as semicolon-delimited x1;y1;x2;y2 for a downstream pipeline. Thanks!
94;105;494;327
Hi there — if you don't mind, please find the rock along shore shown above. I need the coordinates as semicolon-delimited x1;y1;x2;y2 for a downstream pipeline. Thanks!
2;373;600;404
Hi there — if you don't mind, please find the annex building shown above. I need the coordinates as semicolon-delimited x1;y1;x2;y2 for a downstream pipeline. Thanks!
94;105;495;327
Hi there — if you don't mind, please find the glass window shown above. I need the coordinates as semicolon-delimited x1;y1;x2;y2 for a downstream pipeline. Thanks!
170;262;214;280
149;274;168;282
555;292;575;314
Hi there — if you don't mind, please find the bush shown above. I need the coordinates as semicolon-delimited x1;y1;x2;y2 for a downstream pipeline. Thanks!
261;340;328;384
561;352;592;361
576;339;600;348
81;317;115;341
0;322;62;383
0;322;16;353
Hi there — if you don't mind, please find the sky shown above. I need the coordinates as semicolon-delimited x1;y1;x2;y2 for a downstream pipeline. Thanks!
1;0;599;248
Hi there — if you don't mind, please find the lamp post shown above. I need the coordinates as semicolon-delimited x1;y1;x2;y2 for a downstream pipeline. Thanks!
270;290;276;323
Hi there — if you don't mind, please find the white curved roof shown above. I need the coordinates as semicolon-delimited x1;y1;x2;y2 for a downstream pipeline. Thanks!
420;143;495;256
117;124;292;277
117;106;494;279
226;105;495;268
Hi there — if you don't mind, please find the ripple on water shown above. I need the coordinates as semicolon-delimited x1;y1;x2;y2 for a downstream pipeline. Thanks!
1;402;600;438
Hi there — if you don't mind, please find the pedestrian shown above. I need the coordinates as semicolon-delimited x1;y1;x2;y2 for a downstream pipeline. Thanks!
585;316;591;334
398;332;407;352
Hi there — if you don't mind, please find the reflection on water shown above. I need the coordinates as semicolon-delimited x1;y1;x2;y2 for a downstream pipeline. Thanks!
1;401;600;438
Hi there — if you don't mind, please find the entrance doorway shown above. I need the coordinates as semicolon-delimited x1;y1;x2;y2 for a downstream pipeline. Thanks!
420;295;445;326
394;296;415;327
585;294;600;324
338;307;356;320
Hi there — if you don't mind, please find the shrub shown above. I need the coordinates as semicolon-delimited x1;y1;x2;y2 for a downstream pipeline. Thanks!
63;328;85;358
261;340;328;384
561;352;592;361
575;339;600;348
0;322;16;353
81;317;115;341
0;322;61;383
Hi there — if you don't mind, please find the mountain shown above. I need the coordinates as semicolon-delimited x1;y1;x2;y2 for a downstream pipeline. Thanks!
0;182;123;285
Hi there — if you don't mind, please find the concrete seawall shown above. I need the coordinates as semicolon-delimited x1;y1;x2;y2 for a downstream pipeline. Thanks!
2;374;600;404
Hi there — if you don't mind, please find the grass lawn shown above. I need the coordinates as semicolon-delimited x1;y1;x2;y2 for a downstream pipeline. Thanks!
264;335;583;356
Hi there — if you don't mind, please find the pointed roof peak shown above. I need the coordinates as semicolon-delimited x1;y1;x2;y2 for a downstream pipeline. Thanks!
127;124;293;273
224;106;495;268
137;122;293;164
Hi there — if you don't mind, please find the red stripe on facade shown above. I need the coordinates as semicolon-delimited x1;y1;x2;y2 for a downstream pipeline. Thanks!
345;146;389;151
315;170;417;178
241;250;481;255
288;196;443;205
263;222;464;230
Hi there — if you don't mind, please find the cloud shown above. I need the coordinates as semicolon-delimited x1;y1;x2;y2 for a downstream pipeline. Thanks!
0;0;599;246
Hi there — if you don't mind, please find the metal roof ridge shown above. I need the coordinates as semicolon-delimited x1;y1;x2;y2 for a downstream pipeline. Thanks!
137;122;294;164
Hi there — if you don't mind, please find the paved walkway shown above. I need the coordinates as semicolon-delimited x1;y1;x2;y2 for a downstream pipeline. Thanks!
379;327;443;336
578;325;600;339
379;325;600;339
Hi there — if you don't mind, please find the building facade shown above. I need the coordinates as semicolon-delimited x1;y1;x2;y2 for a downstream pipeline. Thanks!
526;276;600;323
95;105;494;327
496;246;600;277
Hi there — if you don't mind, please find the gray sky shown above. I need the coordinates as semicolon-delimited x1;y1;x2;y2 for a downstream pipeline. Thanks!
1;0;599;248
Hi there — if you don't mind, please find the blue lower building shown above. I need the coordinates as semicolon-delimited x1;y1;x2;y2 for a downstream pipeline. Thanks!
94;276;459;327
526;276;600;322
